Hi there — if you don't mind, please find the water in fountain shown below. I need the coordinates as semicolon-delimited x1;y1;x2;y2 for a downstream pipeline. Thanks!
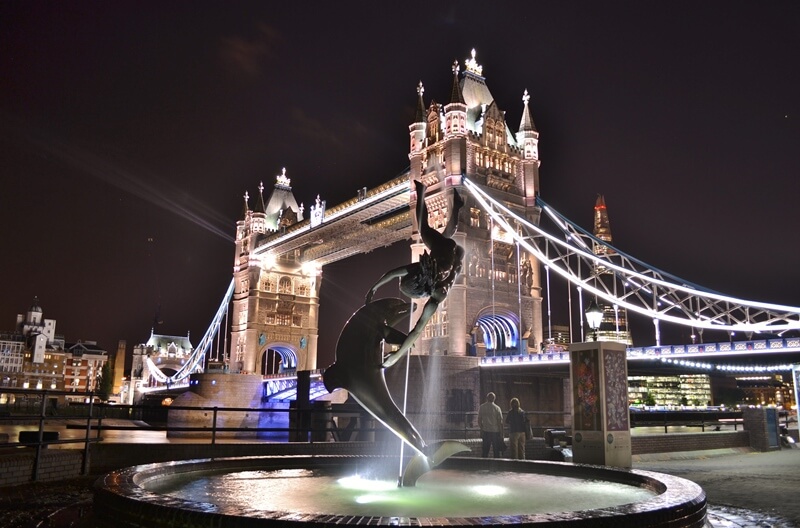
144;465;656;518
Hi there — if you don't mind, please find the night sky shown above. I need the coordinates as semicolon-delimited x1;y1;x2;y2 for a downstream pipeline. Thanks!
2;1;799;369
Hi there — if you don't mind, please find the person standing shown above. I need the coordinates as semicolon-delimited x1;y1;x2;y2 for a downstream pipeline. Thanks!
506;397;527;460
478;392;504;457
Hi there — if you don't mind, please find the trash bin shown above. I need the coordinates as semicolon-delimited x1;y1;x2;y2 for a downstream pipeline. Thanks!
544;429;570;448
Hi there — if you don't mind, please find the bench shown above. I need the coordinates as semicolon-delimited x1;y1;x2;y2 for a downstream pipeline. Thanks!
18;430;60;446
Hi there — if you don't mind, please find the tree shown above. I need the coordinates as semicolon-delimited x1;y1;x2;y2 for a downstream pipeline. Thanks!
96;362;114;402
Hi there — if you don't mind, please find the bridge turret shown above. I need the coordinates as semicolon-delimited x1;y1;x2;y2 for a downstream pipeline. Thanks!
517;89;541;202
444;60;467;139
234;191;252;276
442;59;468;182
409;81;427;177
250;181;267;234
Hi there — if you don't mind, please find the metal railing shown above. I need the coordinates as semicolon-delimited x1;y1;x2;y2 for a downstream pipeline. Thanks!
0;388;104;480
0;390;573;448
5;388;791;482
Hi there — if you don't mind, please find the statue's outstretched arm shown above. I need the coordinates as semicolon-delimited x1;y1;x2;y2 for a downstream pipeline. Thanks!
382;296;440;369
366;266;410;304
383;326;408;347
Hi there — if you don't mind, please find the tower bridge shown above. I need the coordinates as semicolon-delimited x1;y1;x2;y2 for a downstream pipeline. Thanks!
252;173;413;266
136;51;800;406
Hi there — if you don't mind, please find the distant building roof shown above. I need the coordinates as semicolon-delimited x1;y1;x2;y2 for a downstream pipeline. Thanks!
66;341;108;355
146;332;193;351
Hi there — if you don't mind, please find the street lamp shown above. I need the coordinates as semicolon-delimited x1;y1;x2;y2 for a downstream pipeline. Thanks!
585;298;603;342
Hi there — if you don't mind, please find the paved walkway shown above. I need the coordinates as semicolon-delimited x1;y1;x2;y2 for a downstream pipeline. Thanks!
1;447;798;527
634;447;800;527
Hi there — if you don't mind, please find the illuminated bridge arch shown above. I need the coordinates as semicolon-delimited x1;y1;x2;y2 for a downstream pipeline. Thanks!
259;343;298;375
475;309;520;355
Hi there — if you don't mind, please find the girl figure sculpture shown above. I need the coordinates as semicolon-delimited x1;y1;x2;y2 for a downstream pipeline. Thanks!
366;179;465;368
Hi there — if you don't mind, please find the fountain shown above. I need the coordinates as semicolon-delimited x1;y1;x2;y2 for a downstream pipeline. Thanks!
92;182;708;526
92;454;707;527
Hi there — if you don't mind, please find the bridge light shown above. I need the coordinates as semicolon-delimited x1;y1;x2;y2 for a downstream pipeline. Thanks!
301;262;318;276
584;298;603;341
264;254;276;269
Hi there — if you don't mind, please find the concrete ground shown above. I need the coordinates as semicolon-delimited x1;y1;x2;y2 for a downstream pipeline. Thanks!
634;447;800;527
1;446;798;527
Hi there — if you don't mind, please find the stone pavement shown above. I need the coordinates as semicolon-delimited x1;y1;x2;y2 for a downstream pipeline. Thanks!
634;447;800;527
1;447;798;527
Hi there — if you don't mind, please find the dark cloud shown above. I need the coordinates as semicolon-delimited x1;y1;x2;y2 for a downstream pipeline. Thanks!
218;22;281;78
289;107;345;148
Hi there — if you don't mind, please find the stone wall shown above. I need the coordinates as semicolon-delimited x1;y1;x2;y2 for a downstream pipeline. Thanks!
631;431;750;455
167;373;265;438
0;450;83;487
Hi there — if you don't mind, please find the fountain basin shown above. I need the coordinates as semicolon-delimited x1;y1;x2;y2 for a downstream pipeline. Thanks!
93;455;706;527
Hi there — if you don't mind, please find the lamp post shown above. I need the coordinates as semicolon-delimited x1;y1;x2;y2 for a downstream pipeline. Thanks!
585;298;603;342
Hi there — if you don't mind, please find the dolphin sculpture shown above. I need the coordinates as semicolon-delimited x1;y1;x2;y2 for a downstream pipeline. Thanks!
323;297;428;456
323;297;469;486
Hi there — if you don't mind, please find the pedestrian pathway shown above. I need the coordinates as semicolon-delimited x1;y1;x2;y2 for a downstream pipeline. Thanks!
635;447;800;527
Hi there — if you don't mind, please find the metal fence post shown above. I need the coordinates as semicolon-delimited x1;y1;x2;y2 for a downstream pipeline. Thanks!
212;407;218;445
32;391;47;481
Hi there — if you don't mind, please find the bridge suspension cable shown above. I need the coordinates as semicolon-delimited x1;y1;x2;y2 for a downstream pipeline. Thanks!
462;178;800;335
146;279;235;385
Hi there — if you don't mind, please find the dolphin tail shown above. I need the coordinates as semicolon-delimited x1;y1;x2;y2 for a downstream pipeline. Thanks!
400;441;471;487
400;454;430;487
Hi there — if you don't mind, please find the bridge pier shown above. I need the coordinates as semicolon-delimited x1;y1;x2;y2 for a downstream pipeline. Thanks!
167;373;264;438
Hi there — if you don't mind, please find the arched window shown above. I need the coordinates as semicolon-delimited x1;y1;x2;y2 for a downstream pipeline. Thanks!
278;277;292;294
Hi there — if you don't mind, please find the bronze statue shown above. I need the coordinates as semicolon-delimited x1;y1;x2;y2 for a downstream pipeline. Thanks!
366;179;465;366
324;179;468;486
323;298;427;456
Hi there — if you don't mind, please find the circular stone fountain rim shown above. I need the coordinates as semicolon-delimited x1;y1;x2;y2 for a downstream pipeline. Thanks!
93;454;707;527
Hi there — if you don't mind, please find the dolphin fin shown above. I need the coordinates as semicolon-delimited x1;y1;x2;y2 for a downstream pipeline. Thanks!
430;440;471;467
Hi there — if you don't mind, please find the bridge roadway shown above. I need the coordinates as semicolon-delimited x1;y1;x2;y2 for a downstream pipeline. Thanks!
253;173;413;265
140;334;800;397
480;336;800;367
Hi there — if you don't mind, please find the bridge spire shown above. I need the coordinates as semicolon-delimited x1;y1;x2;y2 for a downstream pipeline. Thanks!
409;82;427;158
415;81;426;123
518;89;537;133
515;89;541;199
241;190;250;220
444;59;467;137
448;60;465;105
255;181;267;214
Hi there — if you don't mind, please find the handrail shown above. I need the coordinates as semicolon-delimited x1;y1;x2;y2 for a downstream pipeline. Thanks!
3;388;792;479
0;387;105;480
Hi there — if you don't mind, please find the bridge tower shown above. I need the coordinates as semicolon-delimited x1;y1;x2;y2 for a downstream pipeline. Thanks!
407;50;544;358
230;171;319;374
